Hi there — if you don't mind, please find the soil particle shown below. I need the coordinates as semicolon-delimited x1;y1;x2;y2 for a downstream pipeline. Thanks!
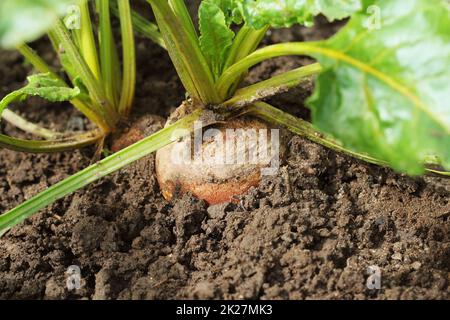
70;216;121;255
1;3;449;300
173;195;207;242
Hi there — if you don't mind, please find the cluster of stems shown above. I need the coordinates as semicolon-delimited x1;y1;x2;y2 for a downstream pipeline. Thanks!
0;0;136;152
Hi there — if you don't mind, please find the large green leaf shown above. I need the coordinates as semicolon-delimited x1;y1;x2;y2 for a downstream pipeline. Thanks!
0;73;81;116
308;0;450;174
315;0;363;21
236;0;362;29
199;0;236;78
238;0;316;29
0;0;77;48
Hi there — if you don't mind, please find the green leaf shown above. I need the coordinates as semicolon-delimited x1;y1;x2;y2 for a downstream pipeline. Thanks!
0;73;81;116
0;0;78;48
212;0;244;25
315;0;363;21
23;73;81;101
239;0;316;29
308;0;450;174
236;0;363;29
199;0;236;78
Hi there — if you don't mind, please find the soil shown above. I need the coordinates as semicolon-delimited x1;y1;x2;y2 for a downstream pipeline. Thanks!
0;2;449;300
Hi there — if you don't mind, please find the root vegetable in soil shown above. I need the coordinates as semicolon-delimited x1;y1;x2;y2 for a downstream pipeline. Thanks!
0;0;449;300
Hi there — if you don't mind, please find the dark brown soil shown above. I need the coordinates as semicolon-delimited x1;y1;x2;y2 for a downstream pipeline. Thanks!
0;4;449;300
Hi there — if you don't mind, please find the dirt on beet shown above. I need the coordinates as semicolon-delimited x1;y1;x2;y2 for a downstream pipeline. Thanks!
0;1;449;300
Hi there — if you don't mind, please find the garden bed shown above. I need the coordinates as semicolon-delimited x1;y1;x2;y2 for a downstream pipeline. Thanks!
0;5;449;300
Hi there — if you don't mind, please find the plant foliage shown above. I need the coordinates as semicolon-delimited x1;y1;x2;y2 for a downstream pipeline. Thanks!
0;0;77;48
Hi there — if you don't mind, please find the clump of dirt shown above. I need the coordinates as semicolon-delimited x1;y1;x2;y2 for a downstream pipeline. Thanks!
0;3;449;300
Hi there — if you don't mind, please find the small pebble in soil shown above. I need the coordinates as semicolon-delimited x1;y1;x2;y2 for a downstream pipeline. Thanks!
411;262;422;270
391;253;403;261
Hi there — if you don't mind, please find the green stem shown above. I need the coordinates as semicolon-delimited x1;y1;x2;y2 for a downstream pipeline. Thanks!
52;20;119;131
17;41;111;133
16;44;58;78
223;26;251;71
148;0;219;104
0;109;210;232
98;0;121;107
119;5;166;49
48;31;79;82
1;109;62;139
110;1;165;49
250;102;450;177
224;63;322;108
117;0;136;117
152;8;197;99
168;0;199;39
79;0;101;80
217;42;320;99
0;130;102;153
221;25;269;99
70;99;111;134
224;26;269;70
426;169;450;177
